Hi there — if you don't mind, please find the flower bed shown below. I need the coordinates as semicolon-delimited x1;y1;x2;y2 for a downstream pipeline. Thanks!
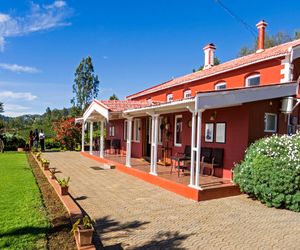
234;133;300;212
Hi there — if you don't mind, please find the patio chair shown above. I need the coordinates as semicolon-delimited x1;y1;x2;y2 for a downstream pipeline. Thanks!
170;145;191;177
111;139;121;154
201;148;224;176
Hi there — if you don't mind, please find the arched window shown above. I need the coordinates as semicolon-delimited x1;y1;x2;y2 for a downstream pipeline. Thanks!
183;89;192;99
245;73;260;87
166;93;173;102
215;82;226;90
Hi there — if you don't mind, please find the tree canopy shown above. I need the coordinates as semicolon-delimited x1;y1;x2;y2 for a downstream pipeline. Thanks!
238;31;300;57
109;94;119;100
193;57;221;72
0;102;3;113
71;56;100;115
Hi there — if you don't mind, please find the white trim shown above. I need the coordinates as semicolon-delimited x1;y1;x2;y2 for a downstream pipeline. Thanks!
83;101;109;121
126;117;133;167
215;82;226;90
174;115;183;147
167;93;174;102
196;82;298;111
264;113;278;132
124;98;195;115
184;89;192;99
245;74;260;87
127;53;288;99
133;118;141;142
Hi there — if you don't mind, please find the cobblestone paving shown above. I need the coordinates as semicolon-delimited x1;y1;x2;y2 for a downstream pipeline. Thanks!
45;151;300;250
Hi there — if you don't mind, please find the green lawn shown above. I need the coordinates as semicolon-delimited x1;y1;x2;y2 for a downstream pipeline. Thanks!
0;152;49;250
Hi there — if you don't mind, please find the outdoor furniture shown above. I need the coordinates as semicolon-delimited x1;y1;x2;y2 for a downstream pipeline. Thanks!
104;139;111;154
158;146;172;166
111;139;121;154
201;147;224;176
170;145;191;177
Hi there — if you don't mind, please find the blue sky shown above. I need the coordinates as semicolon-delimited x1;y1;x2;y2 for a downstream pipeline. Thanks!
0;0;300;116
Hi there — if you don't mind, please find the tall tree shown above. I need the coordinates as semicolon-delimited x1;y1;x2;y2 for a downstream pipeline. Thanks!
71;56;100;115
193;57;221;72
238;31;300;57
109;94;119;100
0;102;3;113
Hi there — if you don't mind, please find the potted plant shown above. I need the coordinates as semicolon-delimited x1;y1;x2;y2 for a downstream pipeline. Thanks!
41;158;50;170
36;152;42;161
71;216;94;246
50;168;56;180
57;177;70;195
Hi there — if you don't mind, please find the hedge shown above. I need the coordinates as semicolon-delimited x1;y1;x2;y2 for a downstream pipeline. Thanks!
233;133;300;212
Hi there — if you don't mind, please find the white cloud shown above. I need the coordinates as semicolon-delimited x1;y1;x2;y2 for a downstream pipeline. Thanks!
45;1;67;9
3;104;31;117
0;1;72;51
0;63;39;73
0;14;10;23
0;91;37;101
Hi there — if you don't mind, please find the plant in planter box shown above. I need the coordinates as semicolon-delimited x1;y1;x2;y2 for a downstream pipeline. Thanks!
41;158;50;170
71;216;94;246
49;168;57;180
57;177;70;195
36;152;42;161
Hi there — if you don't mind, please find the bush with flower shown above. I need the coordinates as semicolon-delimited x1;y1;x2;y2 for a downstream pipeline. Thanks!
233;133;300;212
53;117;81;150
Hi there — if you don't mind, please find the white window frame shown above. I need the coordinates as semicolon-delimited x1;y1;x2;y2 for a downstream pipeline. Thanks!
133;118;140;142
215;82;226;90
264;113;277;133
123;120;127;140
109;125;115;137
167;93;173;102
183;89;192;99
174;115;183;147
246;74;260;87
158;117;163;145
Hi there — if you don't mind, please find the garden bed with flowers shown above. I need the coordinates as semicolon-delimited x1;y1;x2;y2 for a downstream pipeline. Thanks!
234;133;300;212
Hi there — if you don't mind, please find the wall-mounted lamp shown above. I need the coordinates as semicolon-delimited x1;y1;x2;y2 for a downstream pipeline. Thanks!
210;111;217;121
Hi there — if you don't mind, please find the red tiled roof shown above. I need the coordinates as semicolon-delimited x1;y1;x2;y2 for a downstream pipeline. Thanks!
127;39;300;99
94;99;155;112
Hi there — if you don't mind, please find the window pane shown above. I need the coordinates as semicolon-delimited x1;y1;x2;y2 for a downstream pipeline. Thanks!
216;83;226;90
265;114;276;132
176;117;182;144
248;76;260;86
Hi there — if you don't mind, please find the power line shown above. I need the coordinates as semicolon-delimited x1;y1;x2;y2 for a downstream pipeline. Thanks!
213;0;257;38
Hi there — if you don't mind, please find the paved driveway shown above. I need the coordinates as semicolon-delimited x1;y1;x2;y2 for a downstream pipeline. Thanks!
44;151;300;250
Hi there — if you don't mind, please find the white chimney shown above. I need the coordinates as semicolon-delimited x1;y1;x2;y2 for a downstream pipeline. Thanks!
203;43;216;70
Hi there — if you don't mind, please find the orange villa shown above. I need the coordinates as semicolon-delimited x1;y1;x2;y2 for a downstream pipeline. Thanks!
77;20;300;201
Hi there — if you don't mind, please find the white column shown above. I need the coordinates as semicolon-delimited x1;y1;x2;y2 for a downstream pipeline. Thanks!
195;111;202;189
81;121;85;152
150;116;155;174
150;114;159;175
89;121;93;155
189;111;196;187
100;120;104;158
126;117;133;167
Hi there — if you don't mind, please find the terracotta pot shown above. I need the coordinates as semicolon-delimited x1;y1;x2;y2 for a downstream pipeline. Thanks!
77;225;93;246
60;186;69;195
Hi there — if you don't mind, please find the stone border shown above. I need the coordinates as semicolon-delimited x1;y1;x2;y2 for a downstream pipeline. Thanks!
31;152;96;250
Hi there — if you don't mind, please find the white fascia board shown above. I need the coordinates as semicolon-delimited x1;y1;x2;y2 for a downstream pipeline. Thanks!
123;98;195;115
83;102;109;121
196;82;298;110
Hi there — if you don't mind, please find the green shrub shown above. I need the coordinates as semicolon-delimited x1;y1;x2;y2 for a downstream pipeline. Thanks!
234;133;300;212
45;138;61;149
0;133;26;151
